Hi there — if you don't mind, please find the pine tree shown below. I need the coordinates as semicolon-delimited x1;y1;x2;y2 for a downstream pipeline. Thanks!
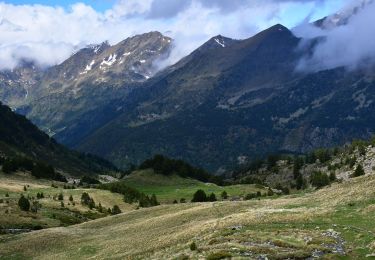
69;195;74;202
221;191;228;199
191;189;207;202
353;164;365;177
112;205;121;215
18;195;30;211
58;193;64;201
208;193;217;202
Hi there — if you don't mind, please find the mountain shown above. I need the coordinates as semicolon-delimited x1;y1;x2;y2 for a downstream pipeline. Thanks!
0;102;117;176
2;32;171;144
74;25;306;170
74;24;375;172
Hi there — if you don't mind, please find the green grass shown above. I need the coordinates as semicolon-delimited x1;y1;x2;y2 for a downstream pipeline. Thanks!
0;173;134;231
122;170;267;203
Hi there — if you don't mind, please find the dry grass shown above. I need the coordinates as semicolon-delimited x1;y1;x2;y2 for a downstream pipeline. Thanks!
0;174;374;259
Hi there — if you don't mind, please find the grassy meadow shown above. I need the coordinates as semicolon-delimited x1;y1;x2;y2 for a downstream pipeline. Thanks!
122;169;267;203
0;172;374;259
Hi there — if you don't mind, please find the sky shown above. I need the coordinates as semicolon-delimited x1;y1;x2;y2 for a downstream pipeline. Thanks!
0;0;364;70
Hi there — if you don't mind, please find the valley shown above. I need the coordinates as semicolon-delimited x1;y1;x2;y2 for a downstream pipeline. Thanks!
0;170;374;259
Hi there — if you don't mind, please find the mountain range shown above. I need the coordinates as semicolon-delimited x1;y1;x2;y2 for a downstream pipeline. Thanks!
1;7;374;172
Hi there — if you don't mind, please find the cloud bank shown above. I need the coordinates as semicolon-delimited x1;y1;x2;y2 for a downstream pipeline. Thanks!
294;0;375;71
0;0;337;70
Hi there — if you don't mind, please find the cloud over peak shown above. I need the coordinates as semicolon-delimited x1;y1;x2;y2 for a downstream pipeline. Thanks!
0;0;341;70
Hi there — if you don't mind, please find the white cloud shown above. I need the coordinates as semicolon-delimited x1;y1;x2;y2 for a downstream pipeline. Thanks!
0;0;337;70
294;0;375;71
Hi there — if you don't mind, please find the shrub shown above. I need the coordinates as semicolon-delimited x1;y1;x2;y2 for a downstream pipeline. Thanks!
329;172;337;182
80;176;100;185
69;195;74;202
296;174;306;190
112;205;121;215
58;193;64;201
60;201;64;208
97;203;103;213
245;193;257;200
31;201;42;213
173;199;178;204
208;193;217;202
221;191;228;199
267;188;274;196
310;171;330;188
352;164;365;177
190;242;197;251
18;195;30;211
206;251;232;260
191;189;207;202
180;198;186;203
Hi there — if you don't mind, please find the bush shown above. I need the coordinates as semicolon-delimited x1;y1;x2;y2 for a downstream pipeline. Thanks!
310;171;330;188
207;251;232;260
221;191;228;199
352;164;365;177
180;198;186;203
245;193;257;200
329;172;337;182
191;189;207;202
80;176;100;185
112;205;121;215
31;201;41;213
69;195;74;202
208;193;217;202
190;242;197;251
58;193;64;201
18;195;30;211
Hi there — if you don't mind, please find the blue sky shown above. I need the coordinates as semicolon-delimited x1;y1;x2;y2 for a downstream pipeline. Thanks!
7;0;114;11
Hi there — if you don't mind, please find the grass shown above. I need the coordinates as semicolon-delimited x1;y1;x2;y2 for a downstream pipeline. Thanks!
0;172;135;231
0;173;374;259
122;169;267;203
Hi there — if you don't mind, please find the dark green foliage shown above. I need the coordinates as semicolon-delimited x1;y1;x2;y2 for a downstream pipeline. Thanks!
310;171;330;188
208;193;217;202
69;195;74;202
139;155;222;185
190;242;197;251
80;176;100;185
296;174;306;190
191;189;207;202
221;191;228;199
36;192;44;199
31;201;42;213
111;205;121;215
60;201;65;208
18;195;30;211
23;185;27;191
138;194;159;208
329;172;337;182
352;164;365;177
58;193;64;201
32;162;66;182
100;182;159;208
314;149;332;163
173;199;178;204
97;203;103;213
81;192;96;209
245;193;258;200
267;188;274;196
2;159;18;173
293;156;304;179
180;198;186;203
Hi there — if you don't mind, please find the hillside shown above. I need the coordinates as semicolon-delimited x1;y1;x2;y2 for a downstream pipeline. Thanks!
1;172;374;259
0;102;117;176
74;23;375;172
121;169;266;203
